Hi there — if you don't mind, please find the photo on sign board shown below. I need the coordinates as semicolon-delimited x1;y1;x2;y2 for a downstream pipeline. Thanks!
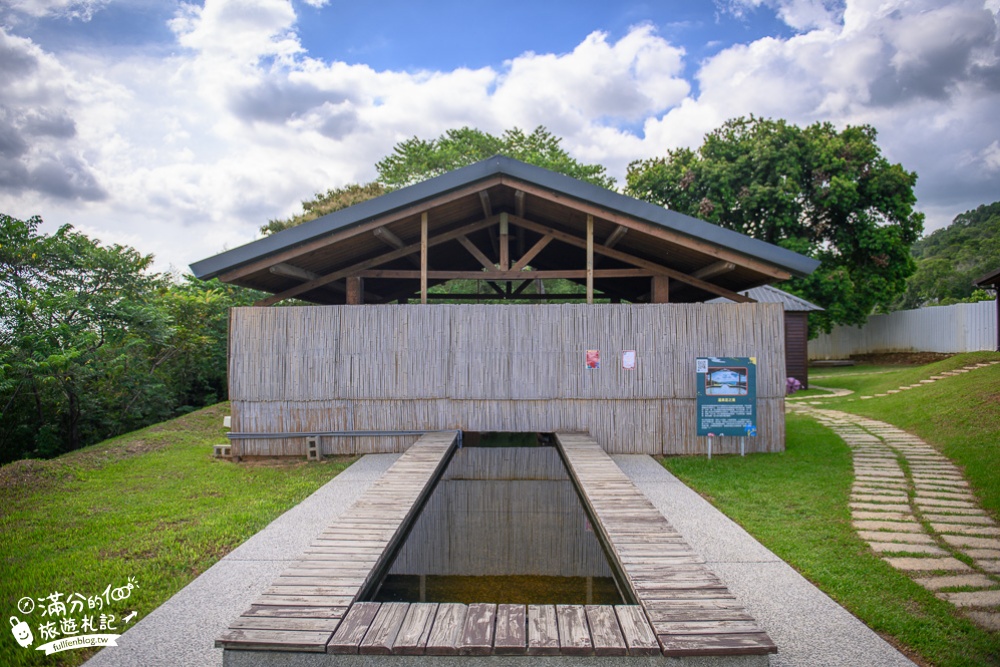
585;349;600;370
705;366;749;395
622;350;636;370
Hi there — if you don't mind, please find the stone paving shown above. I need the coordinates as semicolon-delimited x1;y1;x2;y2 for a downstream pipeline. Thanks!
788;403;1000;630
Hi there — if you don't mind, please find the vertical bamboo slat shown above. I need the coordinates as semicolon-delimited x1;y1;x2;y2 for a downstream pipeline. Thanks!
228;304;786;456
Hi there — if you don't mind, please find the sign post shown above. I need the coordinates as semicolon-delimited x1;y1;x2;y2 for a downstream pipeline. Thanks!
696;357;758;457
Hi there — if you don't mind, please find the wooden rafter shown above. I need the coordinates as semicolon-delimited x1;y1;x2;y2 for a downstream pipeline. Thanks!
457;235;495;270
586;214;594;304
507;214;754;303
269;263;378;302
221;176;503;283
479;190;492;218
254;216;499;306
420;212;428;304
357;268;653;280
373;227;421;268
693;261;737;280
510;234;553;272
498;177;791;281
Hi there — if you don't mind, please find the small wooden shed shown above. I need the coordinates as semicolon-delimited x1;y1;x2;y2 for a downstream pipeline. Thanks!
708;285;823;388
191;156;820;456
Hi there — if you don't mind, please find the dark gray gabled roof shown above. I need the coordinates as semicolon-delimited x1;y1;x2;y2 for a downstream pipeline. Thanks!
707;284;824;311
190;156;820;281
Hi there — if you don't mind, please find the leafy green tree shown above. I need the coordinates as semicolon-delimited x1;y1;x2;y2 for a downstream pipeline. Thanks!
261;182;387;236
1;214;173;460
626;116;924;333
377;126;615;189
896;201;1000;308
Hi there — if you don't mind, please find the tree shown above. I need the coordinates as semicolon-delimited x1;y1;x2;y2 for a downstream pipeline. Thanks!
896;201;1000;308
377;126;615;189
0;214;173;460
261;182;387;236
626;116;924;333
261;126;614;237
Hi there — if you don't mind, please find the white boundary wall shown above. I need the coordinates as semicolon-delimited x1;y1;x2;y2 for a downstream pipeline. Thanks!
809;300;997;359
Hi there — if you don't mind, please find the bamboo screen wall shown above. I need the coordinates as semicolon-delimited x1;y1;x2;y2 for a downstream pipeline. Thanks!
228;303;787;456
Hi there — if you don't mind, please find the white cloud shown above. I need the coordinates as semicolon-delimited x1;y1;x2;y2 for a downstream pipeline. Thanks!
5;0;110;21
0;0;998;272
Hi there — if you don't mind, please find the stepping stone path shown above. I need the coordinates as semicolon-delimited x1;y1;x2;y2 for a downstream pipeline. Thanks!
789;360;1000;403
789;403;1000;631
849;361;1000;401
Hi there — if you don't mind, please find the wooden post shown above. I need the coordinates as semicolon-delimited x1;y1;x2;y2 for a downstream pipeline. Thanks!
499;212;509;271
586;214;594;305
346;276;364;305
651;275;670;303
420;212;428;305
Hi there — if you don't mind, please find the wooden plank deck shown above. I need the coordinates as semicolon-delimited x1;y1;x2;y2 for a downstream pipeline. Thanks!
554;433;777;657
218;428;774;659
216;432;458;652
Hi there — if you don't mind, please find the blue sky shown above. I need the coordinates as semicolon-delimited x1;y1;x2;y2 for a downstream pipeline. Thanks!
1;0;998;272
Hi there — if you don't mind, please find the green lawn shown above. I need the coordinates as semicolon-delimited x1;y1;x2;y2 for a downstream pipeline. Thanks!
664;352;1000;667
0;403;354;667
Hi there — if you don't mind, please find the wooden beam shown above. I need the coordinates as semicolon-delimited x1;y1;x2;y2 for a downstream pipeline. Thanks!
479;190;492;218
514;190;526;218
253;216;499;306
456;235;495;270
373;227;421;268
221;176;503;283
422;292;601;300
586;214;594;305
507;214;754;303
420;212;428;304
510;234;553;272
346;276;364;305
651;275;670;304
498;176;792;281
499;212;510;271
693;261;737;280
269;263;378;301
604;224;629;249
358;268;652;280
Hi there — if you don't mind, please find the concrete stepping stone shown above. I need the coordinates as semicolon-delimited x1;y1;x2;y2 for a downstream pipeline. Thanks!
853;520;921;532
940;532;1000;548
921;509;988;519
931;524;1000;537
964;549;1000;560
852;494;909;503
851;502;912;512
977;560;1000;574
854;511;916;521
916;490;975;500
940;590;1000;607
965;611;1000;631
885;556;971;572
870;542;948;555
925;514;994;525
857;531;935;544
912;574;996;590
915;497;977;509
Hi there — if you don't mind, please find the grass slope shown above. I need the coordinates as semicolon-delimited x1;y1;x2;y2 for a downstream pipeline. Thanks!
665;352;1000;667
0;403;354;667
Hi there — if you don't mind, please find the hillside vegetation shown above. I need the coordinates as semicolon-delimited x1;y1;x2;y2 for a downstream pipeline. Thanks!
898;201;1000;308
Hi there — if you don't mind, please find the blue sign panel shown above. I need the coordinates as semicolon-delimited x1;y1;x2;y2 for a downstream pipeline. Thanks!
696;357;758;437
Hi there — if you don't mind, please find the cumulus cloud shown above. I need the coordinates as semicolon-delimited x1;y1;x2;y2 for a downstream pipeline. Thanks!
0;28;105;201
4;0;110;21
0;0;998;269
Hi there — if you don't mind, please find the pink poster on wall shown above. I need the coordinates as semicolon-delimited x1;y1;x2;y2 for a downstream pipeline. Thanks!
585;349;600;369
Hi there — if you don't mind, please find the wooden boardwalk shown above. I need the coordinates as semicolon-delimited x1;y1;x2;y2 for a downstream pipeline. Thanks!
217;431;775;659
216;431;459;652
555;433;777;657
